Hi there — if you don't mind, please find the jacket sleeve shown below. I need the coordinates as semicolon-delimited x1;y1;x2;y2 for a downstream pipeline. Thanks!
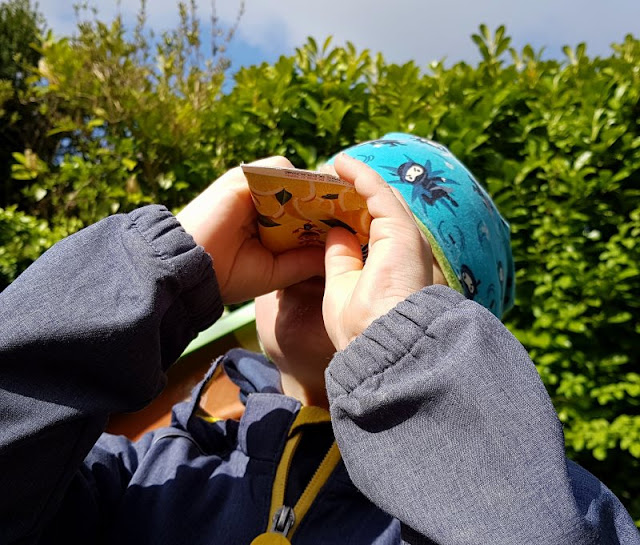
326;285;640;545
0;205;223;544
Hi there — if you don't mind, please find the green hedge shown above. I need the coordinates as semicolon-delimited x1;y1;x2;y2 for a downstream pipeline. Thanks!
1;10;639;522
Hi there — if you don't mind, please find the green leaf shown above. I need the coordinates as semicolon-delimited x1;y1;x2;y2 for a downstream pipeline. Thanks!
609;312;632;324
87;118;105;129
574;151;592;171
11;152;27;165
122;158;137;171
10;168;36;181
593;447;608;461
480;24;490;42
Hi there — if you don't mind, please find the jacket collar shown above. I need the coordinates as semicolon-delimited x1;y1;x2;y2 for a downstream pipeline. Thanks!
171;349;296;456
222;348;283;402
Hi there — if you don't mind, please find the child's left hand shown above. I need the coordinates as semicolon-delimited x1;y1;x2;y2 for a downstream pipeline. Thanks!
323;154;434;350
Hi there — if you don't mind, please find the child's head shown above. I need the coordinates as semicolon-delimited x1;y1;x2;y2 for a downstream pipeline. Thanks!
254;133;514;405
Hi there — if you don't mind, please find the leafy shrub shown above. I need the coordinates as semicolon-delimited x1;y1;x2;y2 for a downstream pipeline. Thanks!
1;10;639;522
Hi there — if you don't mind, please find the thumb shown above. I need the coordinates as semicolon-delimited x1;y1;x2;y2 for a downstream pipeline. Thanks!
324;227;364;281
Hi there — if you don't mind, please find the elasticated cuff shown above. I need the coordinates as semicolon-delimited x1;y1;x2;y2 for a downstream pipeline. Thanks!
127;205;223;333
326;285;467;396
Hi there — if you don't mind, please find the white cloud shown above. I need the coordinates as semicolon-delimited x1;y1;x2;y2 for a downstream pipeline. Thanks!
232;0;640;64
36;0;640;66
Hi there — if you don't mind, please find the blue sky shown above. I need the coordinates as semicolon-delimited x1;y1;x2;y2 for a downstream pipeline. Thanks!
35;0;640;74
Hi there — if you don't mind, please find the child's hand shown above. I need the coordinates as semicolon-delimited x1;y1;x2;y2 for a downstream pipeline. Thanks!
323;154;434;351
176;157;324;304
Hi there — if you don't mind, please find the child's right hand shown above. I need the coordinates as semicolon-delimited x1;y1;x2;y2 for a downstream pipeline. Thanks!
176;157;325;304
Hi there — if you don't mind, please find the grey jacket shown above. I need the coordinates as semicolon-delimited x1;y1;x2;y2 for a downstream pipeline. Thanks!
0;205;638;544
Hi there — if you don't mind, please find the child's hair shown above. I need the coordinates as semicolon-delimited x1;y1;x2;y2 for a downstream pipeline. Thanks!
328;133;515;318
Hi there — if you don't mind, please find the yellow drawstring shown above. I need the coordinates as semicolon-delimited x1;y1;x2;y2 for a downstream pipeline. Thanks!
254;406;341;543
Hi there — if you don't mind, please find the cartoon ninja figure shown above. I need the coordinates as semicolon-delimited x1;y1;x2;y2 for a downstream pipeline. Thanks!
384;156;459;214
460;264;480;299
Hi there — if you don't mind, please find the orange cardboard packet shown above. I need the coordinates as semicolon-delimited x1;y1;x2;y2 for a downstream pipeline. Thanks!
242;165;371;254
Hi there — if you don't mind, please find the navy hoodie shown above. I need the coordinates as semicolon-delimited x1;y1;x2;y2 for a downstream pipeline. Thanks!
1;205;638;544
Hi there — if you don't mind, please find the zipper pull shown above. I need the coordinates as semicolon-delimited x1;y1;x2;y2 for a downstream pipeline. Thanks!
271;506;295;535
250;506;295;545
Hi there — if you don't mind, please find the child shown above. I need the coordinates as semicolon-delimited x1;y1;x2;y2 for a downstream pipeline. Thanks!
1;135;638;545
